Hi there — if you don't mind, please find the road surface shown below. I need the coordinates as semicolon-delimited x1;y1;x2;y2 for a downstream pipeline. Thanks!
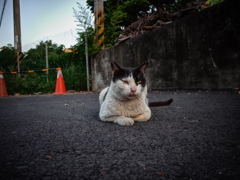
0;90;240;179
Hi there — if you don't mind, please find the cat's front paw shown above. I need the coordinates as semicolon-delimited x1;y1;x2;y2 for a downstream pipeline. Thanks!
115;117;134;126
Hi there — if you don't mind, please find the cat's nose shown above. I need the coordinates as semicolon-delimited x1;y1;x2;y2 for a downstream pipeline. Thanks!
131;88;136;93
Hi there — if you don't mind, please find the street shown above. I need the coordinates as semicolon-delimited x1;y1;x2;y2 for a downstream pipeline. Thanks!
0;90;240;179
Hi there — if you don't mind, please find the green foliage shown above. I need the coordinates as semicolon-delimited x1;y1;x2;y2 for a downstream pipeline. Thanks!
1;38;89;95
4;72;56;95
0;44;16;72
22;40;66;71
3;62;88;95
85;0;193;47
119;0;150;26
62;65;88;91
104;1;127;47
87;0;193;25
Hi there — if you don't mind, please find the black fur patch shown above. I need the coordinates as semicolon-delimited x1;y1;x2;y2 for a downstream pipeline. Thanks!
132;68;146;87
112;68;132;83
111;62;147;87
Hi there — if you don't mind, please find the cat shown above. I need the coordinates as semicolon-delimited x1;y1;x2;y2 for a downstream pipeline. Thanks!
99;61;173;126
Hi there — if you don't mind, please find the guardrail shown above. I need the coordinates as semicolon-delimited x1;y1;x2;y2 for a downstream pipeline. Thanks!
3;68;59;74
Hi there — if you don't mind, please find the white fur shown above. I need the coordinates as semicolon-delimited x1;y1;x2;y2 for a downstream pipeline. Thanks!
99;75;151;126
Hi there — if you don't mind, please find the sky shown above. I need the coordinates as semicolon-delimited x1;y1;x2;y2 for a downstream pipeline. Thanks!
0;0;88;52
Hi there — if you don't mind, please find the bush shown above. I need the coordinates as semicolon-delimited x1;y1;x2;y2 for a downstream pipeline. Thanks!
4;64;88;95
62;65;88;91
4;71;55;95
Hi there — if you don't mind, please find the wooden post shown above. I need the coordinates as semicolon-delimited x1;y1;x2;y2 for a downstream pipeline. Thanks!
13;0;22;77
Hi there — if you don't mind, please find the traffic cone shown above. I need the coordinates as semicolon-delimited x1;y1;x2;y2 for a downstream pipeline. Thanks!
54;68;67;95
0;71;8;97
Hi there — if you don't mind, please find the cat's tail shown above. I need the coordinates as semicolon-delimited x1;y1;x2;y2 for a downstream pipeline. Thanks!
148;98;173;107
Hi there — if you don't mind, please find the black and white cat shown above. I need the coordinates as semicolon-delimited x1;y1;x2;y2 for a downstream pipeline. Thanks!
99;61;173;126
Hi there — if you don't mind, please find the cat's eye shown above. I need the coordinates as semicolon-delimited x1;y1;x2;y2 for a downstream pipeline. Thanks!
137;80;142;84
121;80;129;84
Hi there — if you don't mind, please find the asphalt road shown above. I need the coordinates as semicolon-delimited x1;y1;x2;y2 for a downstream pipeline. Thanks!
0;90;240;180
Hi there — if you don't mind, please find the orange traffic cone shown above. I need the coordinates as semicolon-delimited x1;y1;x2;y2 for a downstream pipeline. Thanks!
54;68;67;95
0;71;8;97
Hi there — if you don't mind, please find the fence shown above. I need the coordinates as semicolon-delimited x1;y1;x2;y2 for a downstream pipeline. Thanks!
22;29;78;52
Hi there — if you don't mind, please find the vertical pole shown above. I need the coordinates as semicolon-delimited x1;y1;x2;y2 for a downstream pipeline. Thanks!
17;51;20;77
94;0;104;49
13;0;22;77
45;43;49;83
85;36;89;91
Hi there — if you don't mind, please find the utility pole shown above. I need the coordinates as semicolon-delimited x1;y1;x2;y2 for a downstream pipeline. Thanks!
13;0;22;77
94;0;104;49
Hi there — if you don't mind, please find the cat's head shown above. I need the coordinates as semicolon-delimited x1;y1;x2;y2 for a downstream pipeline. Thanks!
110;61;148;100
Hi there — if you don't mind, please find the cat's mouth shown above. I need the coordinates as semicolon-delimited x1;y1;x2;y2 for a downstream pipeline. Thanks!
128;93;137;98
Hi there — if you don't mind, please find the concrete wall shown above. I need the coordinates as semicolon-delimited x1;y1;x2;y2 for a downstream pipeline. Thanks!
91;0;240;91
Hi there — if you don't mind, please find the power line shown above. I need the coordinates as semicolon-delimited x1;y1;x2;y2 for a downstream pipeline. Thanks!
0;0;7;28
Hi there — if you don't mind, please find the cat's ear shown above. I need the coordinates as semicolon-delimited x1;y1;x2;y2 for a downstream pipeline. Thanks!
137;61;148;74
111;61;121;74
